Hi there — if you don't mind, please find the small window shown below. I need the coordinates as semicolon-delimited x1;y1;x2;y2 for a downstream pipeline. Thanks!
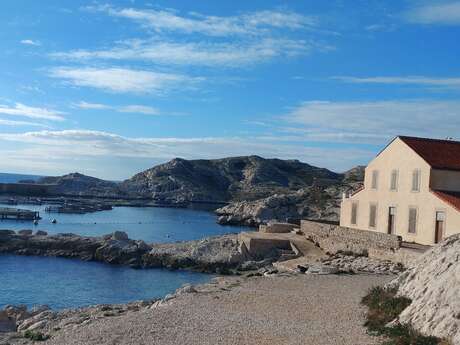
408;208;417;234
371;170;379;190
351;202;358;225
369;203;377;228
390;170;398;191
412;169;421;192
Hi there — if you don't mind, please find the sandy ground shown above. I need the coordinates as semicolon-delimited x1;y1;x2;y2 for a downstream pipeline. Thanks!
35;274;390;345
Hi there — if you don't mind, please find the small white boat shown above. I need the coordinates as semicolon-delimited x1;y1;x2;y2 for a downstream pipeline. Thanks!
51;219;57;224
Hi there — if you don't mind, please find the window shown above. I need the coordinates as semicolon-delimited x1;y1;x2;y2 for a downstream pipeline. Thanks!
390;170;399;191
412;169;421;192
371;170;379;190
408;207;417;234
351;202;358;225
369;203;377;228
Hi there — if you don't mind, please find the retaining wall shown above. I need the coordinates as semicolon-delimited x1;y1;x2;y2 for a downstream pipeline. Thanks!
301;220;424;265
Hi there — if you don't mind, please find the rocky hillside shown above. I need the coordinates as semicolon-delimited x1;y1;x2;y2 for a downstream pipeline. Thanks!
38;173;123;197
389;234;460;344
215;172;363;226
119;156;342;203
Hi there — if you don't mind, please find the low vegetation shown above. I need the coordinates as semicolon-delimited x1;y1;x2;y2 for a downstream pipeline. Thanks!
361;286;451;345
23;330;49;341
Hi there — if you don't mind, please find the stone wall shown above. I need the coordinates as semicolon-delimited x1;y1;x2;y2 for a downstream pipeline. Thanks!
300;220;424;265
259;222;297;234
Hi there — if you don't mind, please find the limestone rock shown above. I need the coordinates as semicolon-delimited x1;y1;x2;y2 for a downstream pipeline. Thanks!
390;234;460;344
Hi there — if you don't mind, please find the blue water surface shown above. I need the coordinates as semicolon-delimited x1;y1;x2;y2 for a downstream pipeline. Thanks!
0;255;213;309
0;203;249;242
0;204;250;309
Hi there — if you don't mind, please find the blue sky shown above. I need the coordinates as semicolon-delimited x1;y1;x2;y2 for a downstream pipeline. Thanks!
0;0;459;179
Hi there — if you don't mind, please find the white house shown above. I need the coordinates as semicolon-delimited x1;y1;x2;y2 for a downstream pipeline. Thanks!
340;136;460;245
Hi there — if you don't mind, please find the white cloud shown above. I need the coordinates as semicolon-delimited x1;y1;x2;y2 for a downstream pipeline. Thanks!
406;1;460;25
74;101;159;115
51;38;314;67
49;67;201;94
0;118;50;128
86;5;317;36
0;129;374;178
284;100;460;143
74;101;111;110
334;76;460;89
20;39;41;46
0;103;65;121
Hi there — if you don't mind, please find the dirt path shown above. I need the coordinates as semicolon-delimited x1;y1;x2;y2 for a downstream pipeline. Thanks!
38;274;389;345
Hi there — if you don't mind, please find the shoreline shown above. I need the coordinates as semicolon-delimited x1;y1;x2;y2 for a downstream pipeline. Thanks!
0;273;391;345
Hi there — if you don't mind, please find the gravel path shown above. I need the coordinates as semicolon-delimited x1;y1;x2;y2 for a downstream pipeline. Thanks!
34;274;390;345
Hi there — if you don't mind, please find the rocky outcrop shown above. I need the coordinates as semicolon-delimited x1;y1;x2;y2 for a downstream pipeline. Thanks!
0;230;272;273
38;173;123;198
119;156;342;204
389;234;460;344
216;179;363;226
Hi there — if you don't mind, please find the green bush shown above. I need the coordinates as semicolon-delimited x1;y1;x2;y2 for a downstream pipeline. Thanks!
23;330;50;341
362;286;450;345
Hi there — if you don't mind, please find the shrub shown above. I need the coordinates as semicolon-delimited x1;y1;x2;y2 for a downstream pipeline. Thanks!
23;330;49;341
362;286;451;345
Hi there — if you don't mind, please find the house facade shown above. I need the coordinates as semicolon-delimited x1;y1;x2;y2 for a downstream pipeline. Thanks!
340;136;460;245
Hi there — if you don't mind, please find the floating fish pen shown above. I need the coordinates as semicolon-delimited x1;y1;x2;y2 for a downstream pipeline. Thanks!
0;207;40;220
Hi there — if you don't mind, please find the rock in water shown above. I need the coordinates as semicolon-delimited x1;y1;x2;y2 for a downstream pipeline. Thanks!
390;234;460;344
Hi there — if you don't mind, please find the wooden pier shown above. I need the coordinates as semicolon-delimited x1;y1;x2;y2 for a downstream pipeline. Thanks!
0;207;40;220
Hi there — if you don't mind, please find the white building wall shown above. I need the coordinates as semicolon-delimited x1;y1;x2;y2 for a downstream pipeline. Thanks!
340;137;460;245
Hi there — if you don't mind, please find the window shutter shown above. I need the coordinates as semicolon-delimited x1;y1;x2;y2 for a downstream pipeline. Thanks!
412;170;420;192
408;208;417;233
369;204;377;228
390;170;398;190
351;202;358;225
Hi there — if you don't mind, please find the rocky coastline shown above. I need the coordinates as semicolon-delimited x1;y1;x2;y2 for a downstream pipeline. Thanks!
0;230;257;274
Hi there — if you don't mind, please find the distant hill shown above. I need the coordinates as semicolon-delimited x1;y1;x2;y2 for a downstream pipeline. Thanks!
119;156;343;203
37;173;123;197
0;173;43;184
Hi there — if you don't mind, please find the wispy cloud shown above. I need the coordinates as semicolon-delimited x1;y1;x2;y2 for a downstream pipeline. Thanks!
49;67;201;94
20;39;41;46
0;118;50;128
284;100;460;143
53;5;333;68
0;103;65;121
51;38;315;67
405;1;460;25
74;101;159;115
85;5;317;36
0;129;374;177
334;76;460;89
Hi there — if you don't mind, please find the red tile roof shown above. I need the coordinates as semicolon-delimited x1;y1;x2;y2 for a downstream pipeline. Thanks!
400;136;460;171
431;190;460;212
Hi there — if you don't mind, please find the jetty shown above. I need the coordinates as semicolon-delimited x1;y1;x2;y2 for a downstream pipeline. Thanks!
0;207;40;220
